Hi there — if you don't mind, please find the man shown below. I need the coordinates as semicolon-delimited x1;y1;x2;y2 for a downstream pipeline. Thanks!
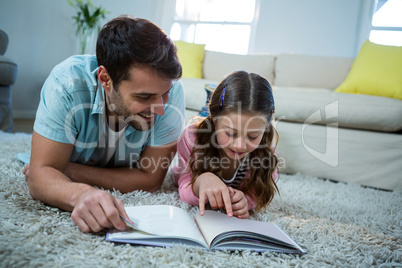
23;16;184;233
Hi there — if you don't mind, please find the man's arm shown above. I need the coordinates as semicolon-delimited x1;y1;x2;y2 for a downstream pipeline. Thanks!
28;131;129;233
64;142;177;193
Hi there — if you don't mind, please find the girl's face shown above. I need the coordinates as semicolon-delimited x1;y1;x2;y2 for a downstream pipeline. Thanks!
214;112;268;160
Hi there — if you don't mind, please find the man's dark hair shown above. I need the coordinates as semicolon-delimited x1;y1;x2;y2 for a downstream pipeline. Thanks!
96;15;182;88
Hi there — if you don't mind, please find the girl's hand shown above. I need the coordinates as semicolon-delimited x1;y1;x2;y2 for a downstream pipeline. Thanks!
228;187;249;219
193;172;233;217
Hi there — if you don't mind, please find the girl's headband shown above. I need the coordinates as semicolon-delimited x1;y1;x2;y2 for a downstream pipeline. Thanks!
219;87;226;111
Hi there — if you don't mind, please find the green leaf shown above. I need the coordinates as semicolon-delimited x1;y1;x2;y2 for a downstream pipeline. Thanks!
68;0;109;53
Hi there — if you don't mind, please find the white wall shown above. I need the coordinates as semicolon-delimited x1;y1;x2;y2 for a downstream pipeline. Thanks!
0;0;163;118
0;0;372;119
253;0;368;57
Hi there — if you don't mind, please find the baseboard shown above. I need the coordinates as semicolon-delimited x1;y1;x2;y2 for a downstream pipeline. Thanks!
12;110;36;119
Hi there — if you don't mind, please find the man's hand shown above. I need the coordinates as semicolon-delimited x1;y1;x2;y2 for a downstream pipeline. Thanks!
193;172;233;217
228;187;249;219
71;189;129;233
24;161;131;233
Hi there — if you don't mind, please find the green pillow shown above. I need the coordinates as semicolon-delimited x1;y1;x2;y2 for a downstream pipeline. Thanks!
335;40;402;100
174;41;206;78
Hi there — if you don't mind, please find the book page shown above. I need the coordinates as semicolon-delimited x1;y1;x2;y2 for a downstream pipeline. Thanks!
195;210;304;252
107;205;208;248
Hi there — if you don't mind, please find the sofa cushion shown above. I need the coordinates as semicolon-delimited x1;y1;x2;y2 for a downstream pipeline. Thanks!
273;86;402;132
174;41;206;78
335;40;402;100
203;50;275;83
275;54;354;90
180;77;220;111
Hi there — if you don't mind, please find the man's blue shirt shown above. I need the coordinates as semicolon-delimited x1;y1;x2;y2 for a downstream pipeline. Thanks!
34;55;185;167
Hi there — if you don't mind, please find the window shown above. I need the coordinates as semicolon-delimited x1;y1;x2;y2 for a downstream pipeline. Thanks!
170;0;259;55
369;0;402;46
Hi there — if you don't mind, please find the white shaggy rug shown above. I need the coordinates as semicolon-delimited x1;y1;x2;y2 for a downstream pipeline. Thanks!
0;131;401;267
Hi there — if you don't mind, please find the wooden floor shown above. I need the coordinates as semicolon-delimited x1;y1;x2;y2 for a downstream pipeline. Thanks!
12;118;35;133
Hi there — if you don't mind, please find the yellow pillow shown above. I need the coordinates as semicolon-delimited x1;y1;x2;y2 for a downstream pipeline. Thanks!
174;41;206;78
335;40;402;100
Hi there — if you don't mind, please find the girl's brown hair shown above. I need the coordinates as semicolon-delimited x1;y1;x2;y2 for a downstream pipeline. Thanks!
188;70;279;211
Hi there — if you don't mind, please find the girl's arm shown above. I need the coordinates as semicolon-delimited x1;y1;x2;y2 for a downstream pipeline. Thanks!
171;125;200;206
172;125;233;216
177;174;200;206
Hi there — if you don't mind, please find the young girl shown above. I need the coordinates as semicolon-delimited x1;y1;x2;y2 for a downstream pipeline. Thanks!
171;70;279;219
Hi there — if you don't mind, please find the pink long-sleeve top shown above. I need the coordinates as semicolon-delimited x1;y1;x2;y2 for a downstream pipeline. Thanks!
171;124;278;211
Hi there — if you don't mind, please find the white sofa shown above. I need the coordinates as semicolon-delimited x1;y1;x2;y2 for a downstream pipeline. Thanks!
180;51;402;191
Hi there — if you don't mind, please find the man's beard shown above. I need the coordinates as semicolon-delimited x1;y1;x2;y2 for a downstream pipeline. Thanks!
107;90;155;131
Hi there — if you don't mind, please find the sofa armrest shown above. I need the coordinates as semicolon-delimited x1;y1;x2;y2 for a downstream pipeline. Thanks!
0;56;17;86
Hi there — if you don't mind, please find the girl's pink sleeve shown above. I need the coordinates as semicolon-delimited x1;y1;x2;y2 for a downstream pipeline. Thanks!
273;164;278;181
245;192;257;211
171;126;200;206
239;175;257;210
272;146;279;182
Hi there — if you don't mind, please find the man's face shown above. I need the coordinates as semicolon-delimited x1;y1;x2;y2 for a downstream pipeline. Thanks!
105;65;173;131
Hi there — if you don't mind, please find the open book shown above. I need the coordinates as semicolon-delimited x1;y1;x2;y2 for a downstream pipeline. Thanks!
106;205;306;254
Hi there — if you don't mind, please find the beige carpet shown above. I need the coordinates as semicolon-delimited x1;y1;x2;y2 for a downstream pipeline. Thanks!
0;131;401;267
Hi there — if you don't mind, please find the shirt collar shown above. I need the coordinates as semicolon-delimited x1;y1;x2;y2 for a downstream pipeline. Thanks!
91;75;105;115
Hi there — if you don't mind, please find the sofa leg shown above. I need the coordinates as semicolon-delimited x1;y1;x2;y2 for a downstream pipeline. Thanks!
0;86;12;132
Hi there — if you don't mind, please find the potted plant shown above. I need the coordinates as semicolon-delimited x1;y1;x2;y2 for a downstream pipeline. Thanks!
68;0;109;54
